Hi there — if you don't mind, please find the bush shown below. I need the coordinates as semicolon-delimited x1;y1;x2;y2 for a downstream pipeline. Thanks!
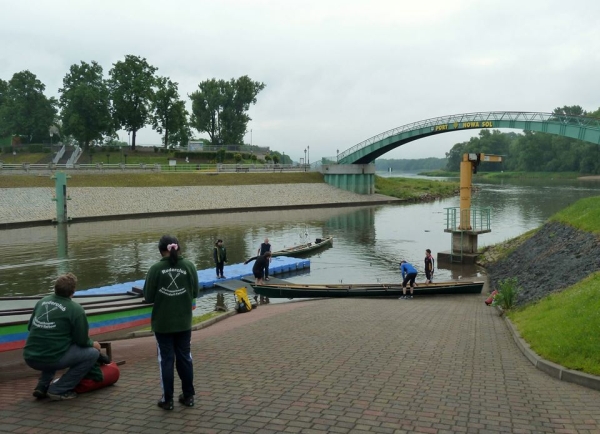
28;144;44;153
492;277;521;310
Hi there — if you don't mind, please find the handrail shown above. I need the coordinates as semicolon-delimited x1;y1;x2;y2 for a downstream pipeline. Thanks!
338;111;600;161
0;162;311;173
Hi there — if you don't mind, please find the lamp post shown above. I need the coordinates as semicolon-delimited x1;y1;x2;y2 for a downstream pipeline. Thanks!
307;145;310;166
304;148;307;171
337;149;339;162
128;131;130;148
250;129;252;147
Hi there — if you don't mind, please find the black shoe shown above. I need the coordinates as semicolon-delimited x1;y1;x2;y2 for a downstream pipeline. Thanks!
32;384;49;399
48;390;77;401
179;393;194;407
157;399;174;410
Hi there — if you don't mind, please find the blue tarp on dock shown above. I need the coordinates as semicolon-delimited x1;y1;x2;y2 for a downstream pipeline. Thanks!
75;256;310;296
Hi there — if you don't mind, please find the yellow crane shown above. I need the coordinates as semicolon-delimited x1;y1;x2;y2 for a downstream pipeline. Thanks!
440;153;503;264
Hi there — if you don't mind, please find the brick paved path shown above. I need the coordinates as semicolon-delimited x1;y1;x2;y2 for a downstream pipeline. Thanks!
1;295;599;433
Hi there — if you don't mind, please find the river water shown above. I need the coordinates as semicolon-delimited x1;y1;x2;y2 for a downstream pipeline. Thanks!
2;174;599;314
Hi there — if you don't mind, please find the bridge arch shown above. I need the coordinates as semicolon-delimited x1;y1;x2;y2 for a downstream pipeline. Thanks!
337;111;600;164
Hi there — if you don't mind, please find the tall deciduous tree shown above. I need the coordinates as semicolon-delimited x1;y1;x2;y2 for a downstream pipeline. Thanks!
108;55;157;150
151;76;188;148
0;71;56;143
190;75;265;146
59;61;113;149
0;79;8;137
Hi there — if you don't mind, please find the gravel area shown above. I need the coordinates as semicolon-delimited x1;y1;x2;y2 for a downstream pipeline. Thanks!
0;184;399;225
486;221;600;306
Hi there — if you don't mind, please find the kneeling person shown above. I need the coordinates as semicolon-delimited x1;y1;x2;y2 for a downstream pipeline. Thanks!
23;273;101;400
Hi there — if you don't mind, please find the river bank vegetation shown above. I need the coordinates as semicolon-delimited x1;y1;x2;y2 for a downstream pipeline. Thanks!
485;196;600;376
374;175;458;200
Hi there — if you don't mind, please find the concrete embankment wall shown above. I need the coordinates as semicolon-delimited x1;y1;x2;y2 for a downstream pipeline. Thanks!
0;184;400;227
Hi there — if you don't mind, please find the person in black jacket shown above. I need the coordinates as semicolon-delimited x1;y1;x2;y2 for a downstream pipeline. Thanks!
256;238;272;280
252;251;272;304
213;239;227;279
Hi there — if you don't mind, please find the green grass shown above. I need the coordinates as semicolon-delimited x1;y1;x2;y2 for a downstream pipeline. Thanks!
0;153;48;164
0;172;325;188
508;272;600;376
549;196;600;235
138;311;226;332
483;171;582;180
375;175;458;200
192;311;224;325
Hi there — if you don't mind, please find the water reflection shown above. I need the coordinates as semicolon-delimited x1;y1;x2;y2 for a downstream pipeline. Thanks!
1;177;599;306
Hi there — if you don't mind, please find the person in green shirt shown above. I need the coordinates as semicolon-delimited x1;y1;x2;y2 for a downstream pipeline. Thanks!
143;235;199;410
23;273;101;401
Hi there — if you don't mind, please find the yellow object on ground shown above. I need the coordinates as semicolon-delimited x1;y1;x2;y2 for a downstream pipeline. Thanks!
234;287;252;312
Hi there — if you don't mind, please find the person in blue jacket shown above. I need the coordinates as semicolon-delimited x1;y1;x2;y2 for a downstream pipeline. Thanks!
399;260;418;299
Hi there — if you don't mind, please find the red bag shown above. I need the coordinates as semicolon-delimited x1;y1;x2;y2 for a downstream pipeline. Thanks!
485;290;498;306
75;362;120;393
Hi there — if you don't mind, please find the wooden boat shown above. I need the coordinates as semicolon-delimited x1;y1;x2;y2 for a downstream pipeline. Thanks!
0;290;154;353
252;280;485;298
244;236;333;264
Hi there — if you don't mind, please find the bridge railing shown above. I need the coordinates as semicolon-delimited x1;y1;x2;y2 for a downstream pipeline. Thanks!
338;111;600;161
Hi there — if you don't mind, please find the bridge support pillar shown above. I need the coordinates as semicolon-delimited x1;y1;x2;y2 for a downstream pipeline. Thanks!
320;164;375;194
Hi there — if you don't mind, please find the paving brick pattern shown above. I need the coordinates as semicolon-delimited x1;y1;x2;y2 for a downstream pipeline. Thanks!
1;295;599;433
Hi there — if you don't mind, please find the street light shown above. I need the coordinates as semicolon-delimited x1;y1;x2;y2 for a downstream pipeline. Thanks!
307;145;310;166
337;149;339;162
304;148;307;171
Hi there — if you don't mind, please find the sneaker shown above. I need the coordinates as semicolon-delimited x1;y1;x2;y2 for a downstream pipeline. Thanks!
47;390;77;401
265;277;270;281
399;296;406;299
157;399;174;410
179;393;194;407
32;384;49;399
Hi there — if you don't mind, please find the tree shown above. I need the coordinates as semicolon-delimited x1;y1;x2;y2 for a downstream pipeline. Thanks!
0;79;7;135
151;76;188;148
59;61;113;149
109;55;157;150
190;75;265;146
0;71;56;143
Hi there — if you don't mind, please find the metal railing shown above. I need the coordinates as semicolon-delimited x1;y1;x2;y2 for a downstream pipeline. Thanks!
0;162;312;173
338;111;600;161
444;206;491;232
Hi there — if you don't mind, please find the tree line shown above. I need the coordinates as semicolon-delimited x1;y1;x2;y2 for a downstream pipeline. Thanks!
445;105;600;174
0;55;265;151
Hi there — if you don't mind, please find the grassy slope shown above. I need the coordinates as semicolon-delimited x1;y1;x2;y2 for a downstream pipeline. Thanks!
375;175;458;199
506;196;600;376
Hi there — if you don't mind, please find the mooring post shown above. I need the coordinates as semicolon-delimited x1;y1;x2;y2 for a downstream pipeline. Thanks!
51;171;71;223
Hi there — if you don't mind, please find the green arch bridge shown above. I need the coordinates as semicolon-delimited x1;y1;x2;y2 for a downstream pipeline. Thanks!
322;111;600;194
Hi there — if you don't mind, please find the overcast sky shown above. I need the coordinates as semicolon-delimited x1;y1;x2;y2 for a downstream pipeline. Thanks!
2;0;599;162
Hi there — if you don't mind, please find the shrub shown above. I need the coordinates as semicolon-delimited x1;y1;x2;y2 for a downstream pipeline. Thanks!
234;153;242;163
492;277;521;310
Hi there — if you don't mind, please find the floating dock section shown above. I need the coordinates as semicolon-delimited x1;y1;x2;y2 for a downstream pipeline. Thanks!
75;256;310;296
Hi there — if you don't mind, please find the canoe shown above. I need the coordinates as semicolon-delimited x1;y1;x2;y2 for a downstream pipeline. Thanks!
0;291;153;353
244;236;333;264
252;280;485;298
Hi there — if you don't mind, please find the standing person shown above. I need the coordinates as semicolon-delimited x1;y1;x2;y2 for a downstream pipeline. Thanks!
424;249;435;284
23;273;101;401
399;260;418;299
213;239;227;279
143;235;199;410
253;251;272;304
257;238;272;281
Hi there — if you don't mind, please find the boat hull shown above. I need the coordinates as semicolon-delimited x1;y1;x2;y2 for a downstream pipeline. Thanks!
252;281;485;298
0;294;153;353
